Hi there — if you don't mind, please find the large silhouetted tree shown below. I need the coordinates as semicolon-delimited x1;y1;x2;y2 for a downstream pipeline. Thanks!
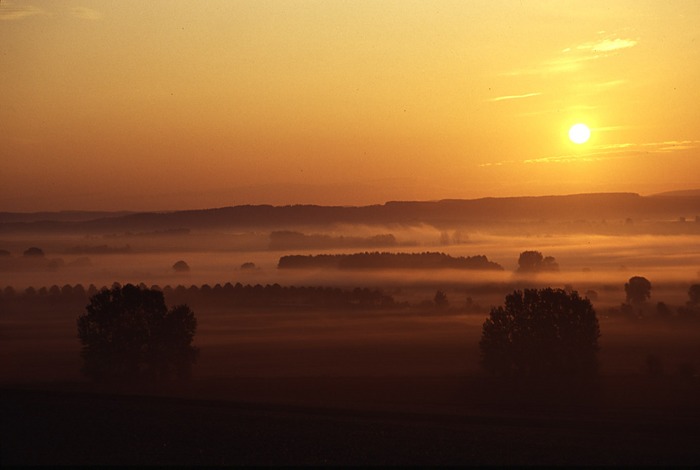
480;288;600;377
77;283;198;382
625;276;652;304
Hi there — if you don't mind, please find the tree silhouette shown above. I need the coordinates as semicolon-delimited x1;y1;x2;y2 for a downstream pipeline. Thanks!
23;247;45;257
3;285;16;299
688;284;700;306
434;290;448;309
172;260;190;272
77;283;198;382
678;283;700;319
516;251;559;273
625;276;651;304
480;288;600;377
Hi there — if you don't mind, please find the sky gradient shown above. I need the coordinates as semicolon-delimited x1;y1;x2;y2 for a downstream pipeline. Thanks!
2;0;699;211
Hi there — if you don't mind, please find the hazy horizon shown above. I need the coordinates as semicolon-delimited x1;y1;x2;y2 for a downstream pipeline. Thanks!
2;187;699;214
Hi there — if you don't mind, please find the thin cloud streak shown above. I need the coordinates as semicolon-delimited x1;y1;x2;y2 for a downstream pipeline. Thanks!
525;140;700;164
575;38;638;53
0;3;102;21
0;2;48;20
488;92;542;102
478;160;517;168
595;140;700;151
481;140;700;167
504;34;638;77
71;7;103;21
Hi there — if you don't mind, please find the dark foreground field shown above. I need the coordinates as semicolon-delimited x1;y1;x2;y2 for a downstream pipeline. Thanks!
4;295;700;465
3;375;700;466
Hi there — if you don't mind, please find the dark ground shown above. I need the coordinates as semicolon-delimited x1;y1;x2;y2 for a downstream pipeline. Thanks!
2;375;700;466
3;301;700;465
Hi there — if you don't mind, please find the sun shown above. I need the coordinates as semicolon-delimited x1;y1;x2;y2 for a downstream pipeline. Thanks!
568;123;591;144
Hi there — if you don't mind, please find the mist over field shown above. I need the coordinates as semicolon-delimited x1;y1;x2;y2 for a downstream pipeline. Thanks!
3;194;700;465
2;226;699;297
3;195;700;384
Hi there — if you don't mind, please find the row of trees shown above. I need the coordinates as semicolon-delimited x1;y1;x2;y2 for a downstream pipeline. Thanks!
275;250;557;273
3;278;700;318
0;282;401;311
278;252;504;270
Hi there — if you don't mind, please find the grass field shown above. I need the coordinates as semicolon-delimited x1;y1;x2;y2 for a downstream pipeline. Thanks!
3;300;700;465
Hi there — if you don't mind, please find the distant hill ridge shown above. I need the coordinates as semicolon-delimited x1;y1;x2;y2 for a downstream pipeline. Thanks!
0;210;135;224
1;192;700;233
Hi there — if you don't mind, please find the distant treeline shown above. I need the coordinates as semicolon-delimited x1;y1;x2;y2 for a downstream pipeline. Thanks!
0;282;401;312
269;231;398;250
278;252;504;270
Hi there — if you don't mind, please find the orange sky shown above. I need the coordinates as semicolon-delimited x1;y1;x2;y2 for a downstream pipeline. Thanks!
1;0;699;211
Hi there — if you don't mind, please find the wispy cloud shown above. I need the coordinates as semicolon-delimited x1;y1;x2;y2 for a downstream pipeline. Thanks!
488;92;542;102
591;79;627;90
575;38;638;53
0;3;103;21
478;160;516;168
71;7;102;20
523;154;605;164
505;33;638;76
482;140;700;167
525;140;700;164
0;2;48;21
595;140;700;153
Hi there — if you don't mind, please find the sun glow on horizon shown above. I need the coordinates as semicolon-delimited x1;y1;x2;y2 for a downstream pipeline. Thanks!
568;123;591;145
0;2;698;211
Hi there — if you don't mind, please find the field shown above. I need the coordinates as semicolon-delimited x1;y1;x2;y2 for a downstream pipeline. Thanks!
3;221;700;464
3;298;700;464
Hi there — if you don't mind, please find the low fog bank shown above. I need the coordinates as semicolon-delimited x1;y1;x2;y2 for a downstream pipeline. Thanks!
2;227;700;390
2;232;698;305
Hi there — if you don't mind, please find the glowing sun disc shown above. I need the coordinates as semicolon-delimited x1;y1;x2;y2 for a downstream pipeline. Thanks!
568;123;591;144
